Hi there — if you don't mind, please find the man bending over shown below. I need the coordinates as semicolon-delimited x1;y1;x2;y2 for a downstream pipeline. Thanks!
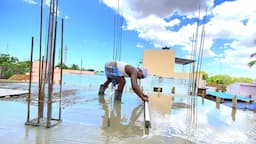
98;61;149;102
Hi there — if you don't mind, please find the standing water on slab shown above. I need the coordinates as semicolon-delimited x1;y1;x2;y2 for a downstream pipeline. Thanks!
0;74;256;144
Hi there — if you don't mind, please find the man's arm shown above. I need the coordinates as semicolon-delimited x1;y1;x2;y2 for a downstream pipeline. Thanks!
125;65;148;101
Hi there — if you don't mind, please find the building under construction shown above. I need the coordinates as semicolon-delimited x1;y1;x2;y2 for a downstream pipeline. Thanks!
142;48;203;89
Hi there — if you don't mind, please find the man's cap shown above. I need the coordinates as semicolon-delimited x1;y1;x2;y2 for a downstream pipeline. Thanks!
139;67;148;78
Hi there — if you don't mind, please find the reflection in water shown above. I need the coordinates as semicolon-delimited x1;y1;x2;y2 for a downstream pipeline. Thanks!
25;126;48;144
231;107;237;122
216;102;220;109
147;94;195;143
201;97;204;104
216;97;221;109
149;93;173;114
172;102;190;109
98;96;144;138
186;96;197;141
2;75;256;144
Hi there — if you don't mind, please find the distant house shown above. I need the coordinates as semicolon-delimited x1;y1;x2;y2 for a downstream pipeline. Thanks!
142;49;203;88
31;61;60;83
226;81;256;100
31;61;95;84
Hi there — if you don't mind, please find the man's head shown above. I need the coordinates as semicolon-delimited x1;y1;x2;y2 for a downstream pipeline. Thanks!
137;67;148;79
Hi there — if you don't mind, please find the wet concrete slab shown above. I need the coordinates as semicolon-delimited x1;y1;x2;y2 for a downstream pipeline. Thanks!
0;78;256;143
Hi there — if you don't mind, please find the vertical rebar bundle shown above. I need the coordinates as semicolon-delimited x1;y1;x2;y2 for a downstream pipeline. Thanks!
186;7;208;138
26;0;63;128
112;0;123;61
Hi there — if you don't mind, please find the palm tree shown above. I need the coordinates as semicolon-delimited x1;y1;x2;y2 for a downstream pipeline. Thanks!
248;52;256;67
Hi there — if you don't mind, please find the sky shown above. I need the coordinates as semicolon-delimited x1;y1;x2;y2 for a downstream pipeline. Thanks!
0;0;255;79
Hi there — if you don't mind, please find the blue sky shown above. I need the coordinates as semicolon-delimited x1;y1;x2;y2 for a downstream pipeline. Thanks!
0;0;255;79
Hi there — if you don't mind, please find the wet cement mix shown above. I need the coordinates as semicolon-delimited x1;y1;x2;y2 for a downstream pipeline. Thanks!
1;80;256;144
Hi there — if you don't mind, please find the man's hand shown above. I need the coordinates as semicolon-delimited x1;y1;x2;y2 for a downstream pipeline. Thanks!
141;94;149;102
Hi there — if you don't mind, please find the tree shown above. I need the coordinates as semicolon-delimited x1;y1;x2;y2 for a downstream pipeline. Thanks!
0;54;19;78
0;54;30;78
206;74;253;86
55;63;69;69
16;60;30;74
206;74;234;85
70;64;79;70
200;71;208;80
0;54;19;65
248;52;256;67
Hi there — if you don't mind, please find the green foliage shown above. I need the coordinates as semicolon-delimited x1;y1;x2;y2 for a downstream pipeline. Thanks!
248;60;256;67
200;71;208;80
212;74;233;85
248;52;256;67
0;54;19;65
55;63;69;69
55;63;83;70
0;54;30;79
0;53;83;79
0;54;17;64
17;61;30;73
206;74;253;86
206;74;252;93
1;64;15;78
70;64;79;70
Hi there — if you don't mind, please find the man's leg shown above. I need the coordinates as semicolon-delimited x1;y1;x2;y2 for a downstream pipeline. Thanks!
114;77;126;101
98;78;112;95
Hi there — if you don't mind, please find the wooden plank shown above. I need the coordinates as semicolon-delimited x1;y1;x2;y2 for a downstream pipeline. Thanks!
207;91;251;103
0;88;28;98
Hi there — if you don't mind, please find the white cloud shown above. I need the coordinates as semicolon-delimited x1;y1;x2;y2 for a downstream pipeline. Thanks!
104;0;213;18
103;0;214;50
166;18;181;27
103;0;256;78
64;16;70;20
45;0;51;7
206;0;256;76
42;0;61;17
136;43;144;48
24;0;37;5
218;42;255;69
208;1;256;43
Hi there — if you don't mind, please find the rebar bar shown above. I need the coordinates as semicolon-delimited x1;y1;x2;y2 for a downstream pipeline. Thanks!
38;0;44;123
59;18;64;120
26;36;34;123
